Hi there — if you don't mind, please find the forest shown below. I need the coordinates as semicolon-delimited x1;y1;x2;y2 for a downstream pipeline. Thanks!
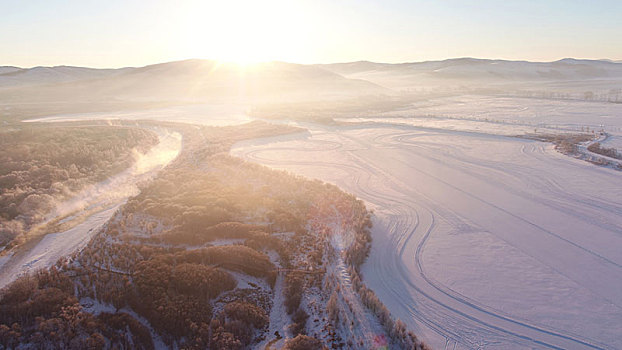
587;142;622;160
0;121;427;349
0;125;158;248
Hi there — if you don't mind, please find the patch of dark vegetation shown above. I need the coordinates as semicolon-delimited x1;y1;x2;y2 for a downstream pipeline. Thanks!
521;133;622;170
520;133;594;155
587;142;622;160
284;334;326;350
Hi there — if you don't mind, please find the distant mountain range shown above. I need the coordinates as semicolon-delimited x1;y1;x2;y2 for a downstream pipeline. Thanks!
0;60;384;103
1;58;621;104
318;58;622;90
0;65;127;87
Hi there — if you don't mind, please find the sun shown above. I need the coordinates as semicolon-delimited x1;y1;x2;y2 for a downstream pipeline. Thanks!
210;40;274;66
175;0;315;65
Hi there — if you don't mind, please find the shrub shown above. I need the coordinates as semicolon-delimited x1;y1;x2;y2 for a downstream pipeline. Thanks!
284;335;325;350
224;302;269;329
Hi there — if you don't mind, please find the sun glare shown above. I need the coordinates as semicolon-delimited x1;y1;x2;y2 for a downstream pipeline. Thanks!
175;0;315;65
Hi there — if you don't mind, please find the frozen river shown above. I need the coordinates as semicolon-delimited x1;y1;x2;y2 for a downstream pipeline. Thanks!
232;124;622;349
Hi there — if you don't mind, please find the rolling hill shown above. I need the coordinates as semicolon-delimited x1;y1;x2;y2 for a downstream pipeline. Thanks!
0;60;387;104
318;58;622;90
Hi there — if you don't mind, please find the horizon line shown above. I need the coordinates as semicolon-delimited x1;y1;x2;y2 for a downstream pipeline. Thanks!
3;56;622;70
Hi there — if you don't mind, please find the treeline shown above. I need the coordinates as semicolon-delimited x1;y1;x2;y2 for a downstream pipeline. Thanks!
304;181;421;348
522;133;622;170
0;125;158;247
522;133;594;155
347;225;429;349
320;186;429;349
587;142;622;160
512;89;622;103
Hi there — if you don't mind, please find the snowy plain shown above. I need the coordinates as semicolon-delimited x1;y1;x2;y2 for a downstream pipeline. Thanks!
23;103;252;126
232;111;622;349
345;95;622;150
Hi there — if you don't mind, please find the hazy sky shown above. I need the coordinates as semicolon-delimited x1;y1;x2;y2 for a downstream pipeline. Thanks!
2;0;622;68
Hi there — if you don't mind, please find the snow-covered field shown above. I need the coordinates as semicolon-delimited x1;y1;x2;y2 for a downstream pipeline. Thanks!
0;128;182;289
23;103;252;126
232;122;622;349
344;95;622;152
372;96;622;131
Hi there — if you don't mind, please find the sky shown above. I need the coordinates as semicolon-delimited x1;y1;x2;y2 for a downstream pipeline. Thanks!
2;0;622;68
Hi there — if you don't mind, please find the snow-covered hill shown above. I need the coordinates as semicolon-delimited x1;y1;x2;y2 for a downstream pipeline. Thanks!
321;58;622;80
0;65;127;87
319;58;622;90
4;58;621;102
0;60;387;103
0;66;23;75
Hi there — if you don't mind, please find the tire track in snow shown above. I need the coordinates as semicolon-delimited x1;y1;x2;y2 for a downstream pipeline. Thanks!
343;146;611;350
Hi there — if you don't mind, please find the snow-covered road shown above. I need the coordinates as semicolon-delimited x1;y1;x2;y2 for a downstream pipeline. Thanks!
232;125;622;349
